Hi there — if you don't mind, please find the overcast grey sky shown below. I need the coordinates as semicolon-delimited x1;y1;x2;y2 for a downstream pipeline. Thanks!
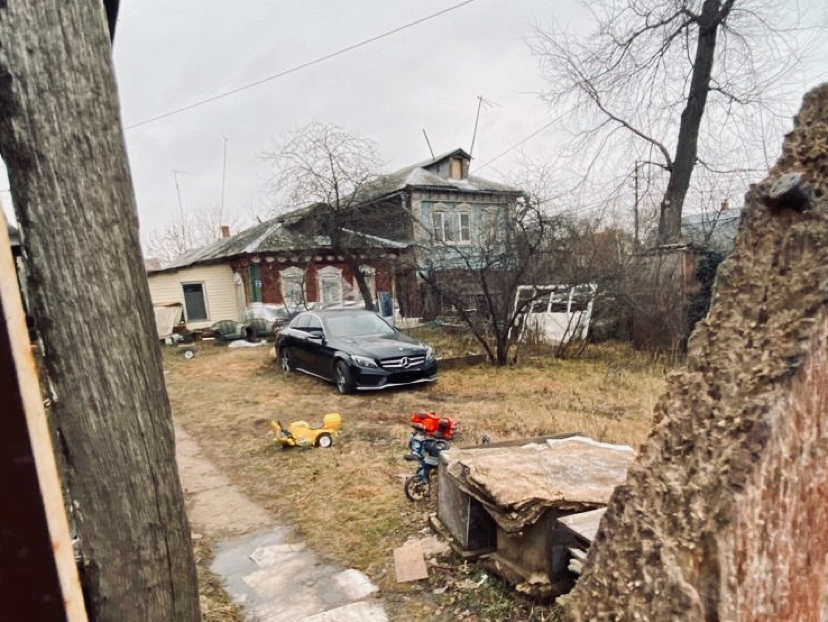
113;0;579;240
2;0;826;241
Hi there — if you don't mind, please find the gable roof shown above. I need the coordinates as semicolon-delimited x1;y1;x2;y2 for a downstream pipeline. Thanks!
149;215;406;274
149;149;523;274
351;148;522;205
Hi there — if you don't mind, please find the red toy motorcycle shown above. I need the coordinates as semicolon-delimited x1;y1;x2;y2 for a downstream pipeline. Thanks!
403;413;456;501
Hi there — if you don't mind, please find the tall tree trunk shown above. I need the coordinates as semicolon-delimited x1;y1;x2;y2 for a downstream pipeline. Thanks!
348;256;378;311
657;0;734;244
329;223;376;311
0;2;201;621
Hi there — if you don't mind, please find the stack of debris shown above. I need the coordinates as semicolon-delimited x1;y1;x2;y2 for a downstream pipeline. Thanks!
435;435;634;597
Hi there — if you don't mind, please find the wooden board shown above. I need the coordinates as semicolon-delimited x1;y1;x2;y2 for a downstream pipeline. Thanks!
557;507;607;545
393;543;429;582
0;212;88;621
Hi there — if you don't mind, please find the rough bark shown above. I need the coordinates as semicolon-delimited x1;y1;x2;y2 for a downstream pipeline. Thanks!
558;84;828;620
0;2;200;621
657;0;735;244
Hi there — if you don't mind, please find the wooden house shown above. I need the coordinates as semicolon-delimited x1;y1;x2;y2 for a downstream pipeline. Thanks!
146;149;524;326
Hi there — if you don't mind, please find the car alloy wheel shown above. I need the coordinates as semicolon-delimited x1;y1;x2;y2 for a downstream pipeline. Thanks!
335;361;354;395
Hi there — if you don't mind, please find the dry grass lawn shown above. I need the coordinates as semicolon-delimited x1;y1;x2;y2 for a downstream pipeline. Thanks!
169;337;670;621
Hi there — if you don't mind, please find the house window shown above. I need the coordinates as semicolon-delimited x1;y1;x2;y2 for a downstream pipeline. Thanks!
280;267;304;305
432;203;471;245
484;208;499;243
248;264;263;303
439;212;458;242
182;282;208;321
319;266;343;306
432;211;445;242
458;211;471;243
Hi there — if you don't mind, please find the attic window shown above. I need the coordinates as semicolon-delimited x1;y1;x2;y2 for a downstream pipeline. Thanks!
449;158;464;180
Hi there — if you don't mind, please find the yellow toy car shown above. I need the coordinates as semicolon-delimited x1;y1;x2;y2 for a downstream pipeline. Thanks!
269;412;342;448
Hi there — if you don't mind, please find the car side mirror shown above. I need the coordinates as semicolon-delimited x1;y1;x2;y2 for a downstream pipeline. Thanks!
307;328;324;340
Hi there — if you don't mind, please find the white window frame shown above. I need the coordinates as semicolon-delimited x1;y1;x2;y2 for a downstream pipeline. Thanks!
483;207;499;243
431;202;472;245
456;206;471;244
280;266;305;305
318;266;343;306
432;208;446;243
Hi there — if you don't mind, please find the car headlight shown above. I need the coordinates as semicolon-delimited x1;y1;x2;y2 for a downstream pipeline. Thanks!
351;355;379;368
425;346;434;361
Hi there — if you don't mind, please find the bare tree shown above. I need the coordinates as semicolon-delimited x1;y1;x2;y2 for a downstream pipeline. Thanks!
533;0;822;243
144;202;241;266
410;199;606;366
0;1;200;620
263;122;383;310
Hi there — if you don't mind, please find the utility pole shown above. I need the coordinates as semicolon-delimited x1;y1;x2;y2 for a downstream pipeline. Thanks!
172;169;189;249
633;160;640;247
220;135;228;230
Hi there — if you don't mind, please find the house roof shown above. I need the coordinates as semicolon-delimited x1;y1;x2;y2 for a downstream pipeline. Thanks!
681;209;742;252
150;216;406;274
352;148;523;204
149;149;522;274
144;257;163;271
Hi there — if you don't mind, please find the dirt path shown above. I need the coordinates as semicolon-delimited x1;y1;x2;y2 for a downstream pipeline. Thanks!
175;425;388;622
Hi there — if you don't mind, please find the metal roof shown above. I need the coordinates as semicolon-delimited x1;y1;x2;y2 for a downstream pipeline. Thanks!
150;149;521;273
352;148;522;203
150;216;406;273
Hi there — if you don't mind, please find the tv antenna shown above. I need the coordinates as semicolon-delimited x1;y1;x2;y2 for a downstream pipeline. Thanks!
422;129;435;160
469;95;500;160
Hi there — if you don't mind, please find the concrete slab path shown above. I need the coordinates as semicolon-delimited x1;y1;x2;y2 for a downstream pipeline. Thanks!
175;426;388;622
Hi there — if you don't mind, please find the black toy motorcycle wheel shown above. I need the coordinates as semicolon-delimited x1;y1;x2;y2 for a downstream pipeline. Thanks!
404;475;431;501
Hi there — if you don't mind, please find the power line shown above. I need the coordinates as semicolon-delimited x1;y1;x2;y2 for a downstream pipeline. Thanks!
124;0;478;130
473;107;573;173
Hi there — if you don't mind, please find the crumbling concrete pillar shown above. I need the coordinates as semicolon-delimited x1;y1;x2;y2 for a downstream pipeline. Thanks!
559;84;828;621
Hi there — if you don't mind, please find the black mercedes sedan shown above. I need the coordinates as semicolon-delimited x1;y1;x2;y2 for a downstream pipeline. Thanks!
275;310;437;394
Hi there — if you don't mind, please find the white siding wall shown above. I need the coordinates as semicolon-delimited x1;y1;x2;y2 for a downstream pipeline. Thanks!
147;264;242;330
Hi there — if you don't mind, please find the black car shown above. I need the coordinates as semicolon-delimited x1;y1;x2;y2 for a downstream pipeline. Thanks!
275;310;437;394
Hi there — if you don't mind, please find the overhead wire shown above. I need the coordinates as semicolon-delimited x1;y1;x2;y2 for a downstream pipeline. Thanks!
124;0;479;130
473;106;573;173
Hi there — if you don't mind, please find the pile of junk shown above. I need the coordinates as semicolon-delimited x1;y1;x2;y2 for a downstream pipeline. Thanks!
432;433;635;598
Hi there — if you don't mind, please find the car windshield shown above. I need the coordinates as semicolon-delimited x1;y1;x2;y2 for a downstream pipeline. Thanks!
324;312;396;338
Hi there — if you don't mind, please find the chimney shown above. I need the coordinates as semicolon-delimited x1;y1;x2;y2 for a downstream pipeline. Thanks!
720;200;729;212
221;225;230;238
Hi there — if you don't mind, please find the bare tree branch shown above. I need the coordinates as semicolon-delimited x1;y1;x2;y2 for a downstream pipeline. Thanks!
531;0;824;244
